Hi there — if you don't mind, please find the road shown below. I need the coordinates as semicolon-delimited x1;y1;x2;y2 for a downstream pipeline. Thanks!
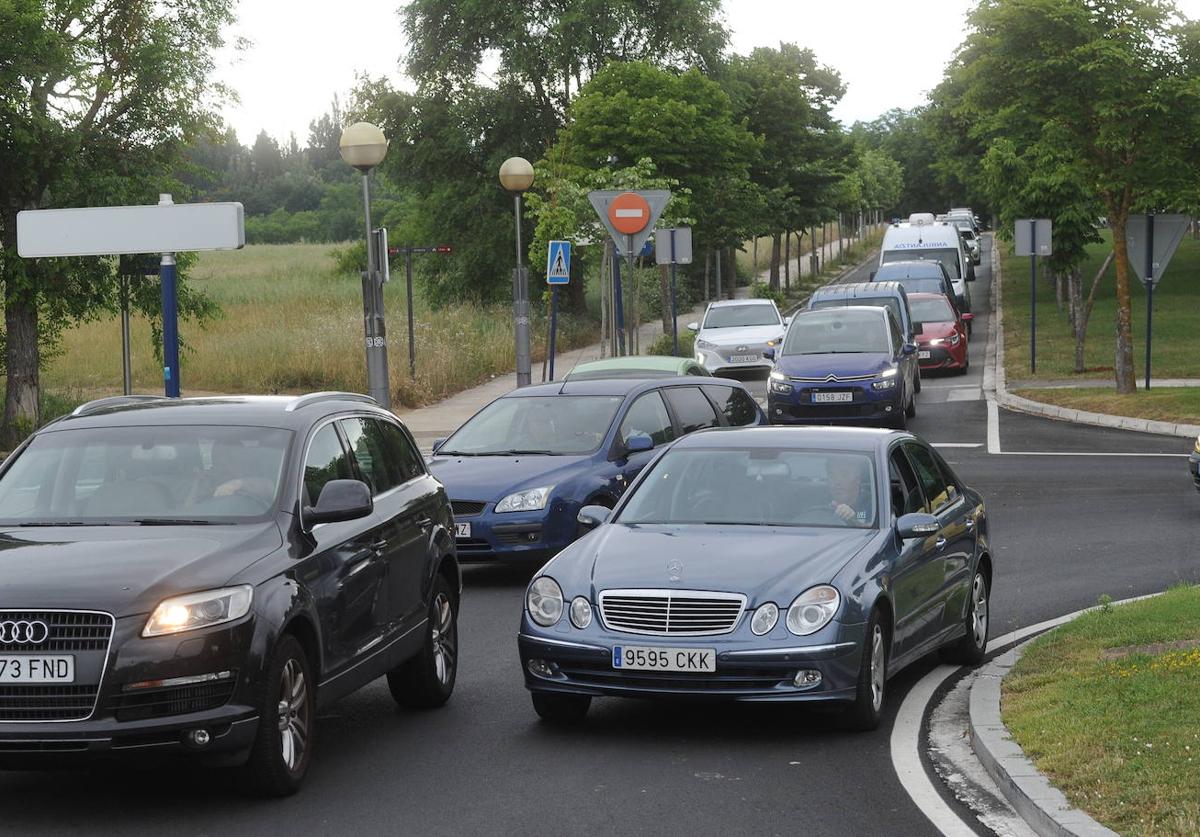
3;235;1197;836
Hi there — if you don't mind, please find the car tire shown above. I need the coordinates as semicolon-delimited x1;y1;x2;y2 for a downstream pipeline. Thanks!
244;634;315;797
531;691;591;724
914;373;922;394
957;356;970;376
387;574;458;709
905;388;917;419
841;610;888;731
941;569;989;666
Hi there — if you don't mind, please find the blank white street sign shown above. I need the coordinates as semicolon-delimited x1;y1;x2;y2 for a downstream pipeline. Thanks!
1014;219;1052;256
1126;214;1190;286
17;202;245;258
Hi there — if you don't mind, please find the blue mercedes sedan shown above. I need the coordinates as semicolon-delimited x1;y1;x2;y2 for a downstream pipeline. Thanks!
518;426;991;730
427;378;764;564
765;307;919;429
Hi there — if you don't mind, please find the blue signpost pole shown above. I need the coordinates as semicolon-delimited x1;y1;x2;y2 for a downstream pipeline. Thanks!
1145;214;1154;391
670;229;679;357
613;245;626;357
548;287;559;381
1029;219;1037;375
160;253;180;397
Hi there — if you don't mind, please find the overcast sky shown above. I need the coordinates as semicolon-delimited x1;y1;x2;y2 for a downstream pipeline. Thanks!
217;0;1200;146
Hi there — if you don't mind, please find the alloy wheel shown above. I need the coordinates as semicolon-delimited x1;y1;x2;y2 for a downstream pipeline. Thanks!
971;574;989;648
277;658;310;771
869;624;885;712
431;592;457;686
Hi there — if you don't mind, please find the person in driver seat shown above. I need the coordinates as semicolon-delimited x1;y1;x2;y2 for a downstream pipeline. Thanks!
827;457;870;523
188;439;275;509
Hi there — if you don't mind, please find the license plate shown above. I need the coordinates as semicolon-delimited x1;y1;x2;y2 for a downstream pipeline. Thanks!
729;354;759;363
812;391;854;403
612;645;716;673
918;350;931;359
454;522;471;538
0;655;74;684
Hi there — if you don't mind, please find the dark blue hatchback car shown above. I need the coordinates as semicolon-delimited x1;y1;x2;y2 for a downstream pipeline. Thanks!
427;377;764;564
765;307;919;429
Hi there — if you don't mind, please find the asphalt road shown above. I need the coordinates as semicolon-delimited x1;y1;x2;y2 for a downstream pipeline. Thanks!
3;235;1197;836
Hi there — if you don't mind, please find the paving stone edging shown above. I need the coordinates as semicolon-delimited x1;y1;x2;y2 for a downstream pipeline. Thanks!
990;240;1200;439
969;641;1119;837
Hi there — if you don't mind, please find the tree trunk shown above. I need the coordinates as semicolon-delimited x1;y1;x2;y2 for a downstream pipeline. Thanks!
769;233;782;291
658;263;671;334
1109;215;1137;393
1073;250;1115;374
782;232;790;290
1054;272;1064;311
3;289;41;446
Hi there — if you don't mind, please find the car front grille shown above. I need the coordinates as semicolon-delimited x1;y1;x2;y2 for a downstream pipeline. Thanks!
557;660;789;692
111;679;236;722
0;610;113;722
598;590;746;636
450;500;487;517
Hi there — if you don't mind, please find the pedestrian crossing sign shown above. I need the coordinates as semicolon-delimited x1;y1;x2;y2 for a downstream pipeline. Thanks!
546;240;571;284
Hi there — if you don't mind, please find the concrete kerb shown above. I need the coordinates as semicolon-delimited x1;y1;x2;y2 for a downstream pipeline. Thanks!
990;239;1200;439
969;639;1119;837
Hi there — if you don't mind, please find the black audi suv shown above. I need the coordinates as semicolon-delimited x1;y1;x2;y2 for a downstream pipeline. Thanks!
0;393;460;795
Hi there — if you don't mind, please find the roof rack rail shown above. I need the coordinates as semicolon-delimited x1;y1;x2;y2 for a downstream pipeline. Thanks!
284;392;378;412
70;395;171;417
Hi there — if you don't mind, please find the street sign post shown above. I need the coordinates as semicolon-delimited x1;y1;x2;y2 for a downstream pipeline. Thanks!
17;197;244;397
587;190;671;356
1015;219;1053;373
387;244;453;380
655;227;693;356
1126;214;1190;389
545;241;572;380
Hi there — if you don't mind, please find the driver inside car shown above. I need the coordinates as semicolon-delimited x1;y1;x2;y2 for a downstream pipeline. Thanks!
827;457;871;524
188;439;275;510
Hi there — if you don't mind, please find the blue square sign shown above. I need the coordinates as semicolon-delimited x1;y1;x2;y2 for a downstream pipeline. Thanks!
546;240;571;284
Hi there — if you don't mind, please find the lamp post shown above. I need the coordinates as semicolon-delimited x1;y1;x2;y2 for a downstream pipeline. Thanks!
340;121;391;408
499;157;535;387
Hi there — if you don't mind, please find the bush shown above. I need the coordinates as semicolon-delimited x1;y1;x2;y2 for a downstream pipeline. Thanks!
752;281;786;307
646;329;695;358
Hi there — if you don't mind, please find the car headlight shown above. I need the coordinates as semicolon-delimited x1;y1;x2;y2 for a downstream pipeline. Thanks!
750;602;779;636
569;596;593;629
948;333;961;345
928;338;944;346
786;586;840;636
695;339;714;350
143;586;253;637
769;379;793;395
527;577;564;627
879;367;898;378
872;378;897;390
1194;436;1200;455
496;485;553;513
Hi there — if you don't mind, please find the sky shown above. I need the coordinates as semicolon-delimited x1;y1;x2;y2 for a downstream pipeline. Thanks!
216;0;1200;146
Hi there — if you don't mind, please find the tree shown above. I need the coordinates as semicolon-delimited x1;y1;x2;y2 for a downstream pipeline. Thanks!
947;0;1200;392
0;0;234;441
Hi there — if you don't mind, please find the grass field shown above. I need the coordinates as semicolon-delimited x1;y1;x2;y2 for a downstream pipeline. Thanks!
1011;387;1200;425
1000;231;1200;382
43;243;597;409
1003;586;1200;836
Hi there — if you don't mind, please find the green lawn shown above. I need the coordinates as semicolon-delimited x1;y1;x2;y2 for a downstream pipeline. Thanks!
1001;231;1200;382
1003;586;1200;836
1010;387;1200;426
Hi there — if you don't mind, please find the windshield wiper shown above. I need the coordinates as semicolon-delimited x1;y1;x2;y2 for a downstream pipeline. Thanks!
494;449;556;456
13;520;109;527
133;518;219;526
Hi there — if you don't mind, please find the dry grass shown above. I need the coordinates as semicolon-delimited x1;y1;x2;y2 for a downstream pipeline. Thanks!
1011;387;1200;425
1003;586;1200;836
43;243;596;409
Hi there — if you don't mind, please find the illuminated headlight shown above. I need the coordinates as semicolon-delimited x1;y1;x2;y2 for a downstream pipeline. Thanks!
750;602;779;636
928;338;944;346
526;577;564;627
1194;436;1200;455
879;367;898;378
569;596;593;629
695;339;715;350
143;586;253;637
769;379;793;395
496;486;553;513
786;586;840;636
766;335;785;347
872;378;897;390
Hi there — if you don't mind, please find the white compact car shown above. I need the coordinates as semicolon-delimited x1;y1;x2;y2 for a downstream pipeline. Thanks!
688;299;787;374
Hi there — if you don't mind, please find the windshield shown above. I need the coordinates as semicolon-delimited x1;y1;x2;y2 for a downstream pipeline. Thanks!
810;296;903;330
702;304;781;329
618;448;877;528
440;395;623;455
0;425;292;525
882;246;961;279
910;297;956;323
783;309;890;355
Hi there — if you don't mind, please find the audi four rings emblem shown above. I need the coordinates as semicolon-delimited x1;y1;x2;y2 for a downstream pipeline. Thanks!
0;620;50;645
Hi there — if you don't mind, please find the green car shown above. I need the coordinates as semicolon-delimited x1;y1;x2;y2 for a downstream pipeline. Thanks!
564;355;712;382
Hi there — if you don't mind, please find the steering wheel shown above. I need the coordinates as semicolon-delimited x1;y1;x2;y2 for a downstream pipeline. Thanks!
803;503;851;526
687;490;727;521
231;489;271;513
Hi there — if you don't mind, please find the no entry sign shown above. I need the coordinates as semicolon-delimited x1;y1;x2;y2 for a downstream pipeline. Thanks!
608;192;651;235
587;189;671;259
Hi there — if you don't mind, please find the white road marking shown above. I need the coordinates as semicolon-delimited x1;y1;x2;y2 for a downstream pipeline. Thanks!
999;451;1187;458
986;398;1001;455
931;443;983;448
947;388;983;402
891;591;1162;835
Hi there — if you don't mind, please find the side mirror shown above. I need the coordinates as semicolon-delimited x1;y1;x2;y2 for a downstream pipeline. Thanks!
966;267;977;282
431;437;447;453
869;271;876;281
305;479;373;527
912;322;924;336
625;433;653;454
962;312;974;322
901;343;918;356
896;512;939;540
686;321;699;332
763;347;776;361
577;504;612;530
783;316;791;326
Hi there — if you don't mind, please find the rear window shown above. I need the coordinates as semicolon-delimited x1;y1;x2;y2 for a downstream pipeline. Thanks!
874;262;945;281
811;296;903;329
893;277;946;297
882;246;961;279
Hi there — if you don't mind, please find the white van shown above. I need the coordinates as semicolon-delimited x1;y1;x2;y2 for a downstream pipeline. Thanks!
880;223;975;325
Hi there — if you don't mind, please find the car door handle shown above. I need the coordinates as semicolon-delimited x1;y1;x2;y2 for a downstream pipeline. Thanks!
964;518;975;531
370;539;389;553
935;537;947;550
415;515;433;530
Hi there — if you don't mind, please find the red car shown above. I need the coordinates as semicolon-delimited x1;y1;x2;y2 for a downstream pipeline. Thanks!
909;292;970;374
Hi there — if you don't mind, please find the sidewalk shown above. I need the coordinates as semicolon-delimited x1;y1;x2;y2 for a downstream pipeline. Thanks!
753;233;866;285
1007;377;1200;389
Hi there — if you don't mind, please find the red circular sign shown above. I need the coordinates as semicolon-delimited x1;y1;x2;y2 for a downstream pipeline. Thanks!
608;192;651;235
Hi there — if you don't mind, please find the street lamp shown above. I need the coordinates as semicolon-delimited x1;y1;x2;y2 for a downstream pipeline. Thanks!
499;156;534;387
340;121;391;408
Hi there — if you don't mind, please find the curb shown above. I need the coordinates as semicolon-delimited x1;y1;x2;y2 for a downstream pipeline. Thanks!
991;242;1200;439
969;641;1118;837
